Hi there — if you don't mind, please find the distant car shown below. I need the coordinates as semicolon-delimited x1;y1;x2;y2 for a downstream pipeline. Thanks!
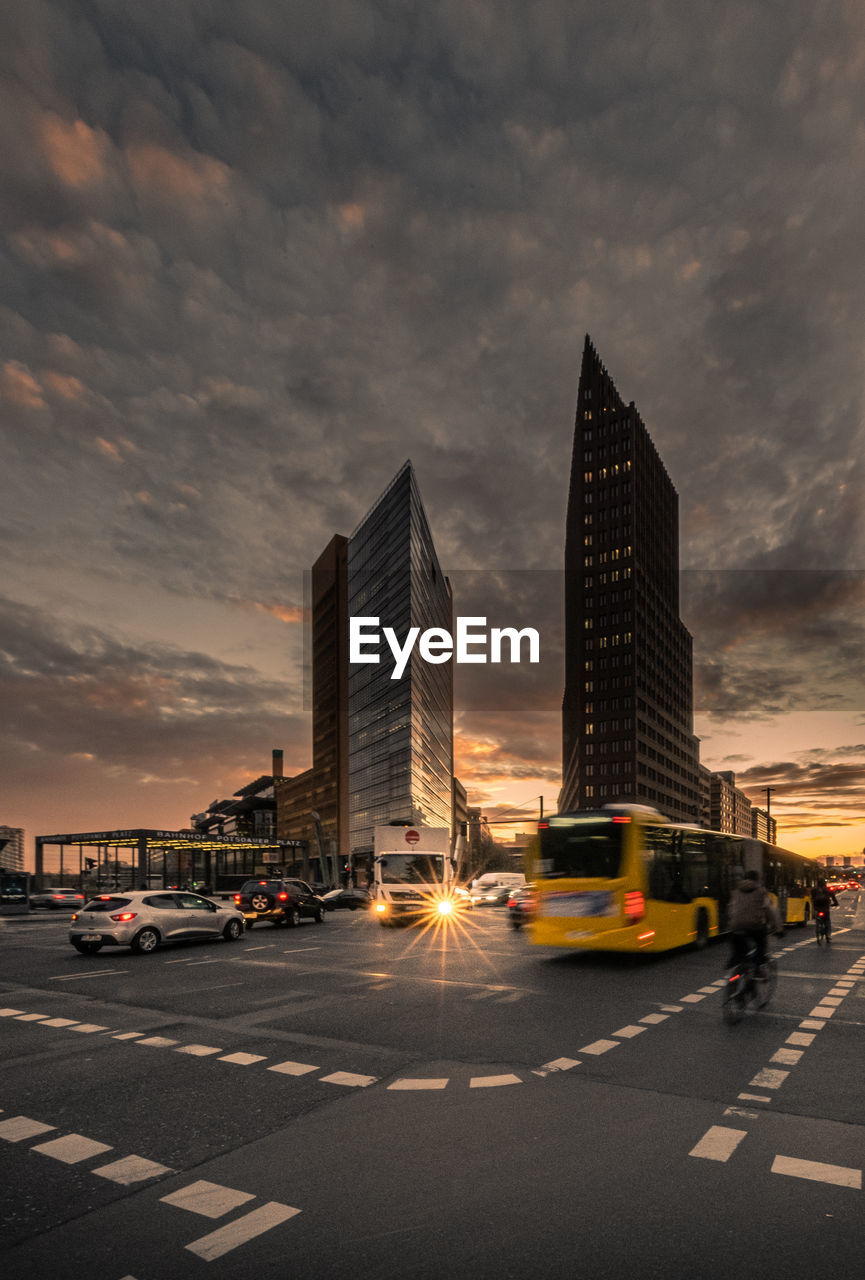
69;891;245;955
31;887;86;910
469;883;513;907
233;878;326;927
507;886;536;930
323;887;372;912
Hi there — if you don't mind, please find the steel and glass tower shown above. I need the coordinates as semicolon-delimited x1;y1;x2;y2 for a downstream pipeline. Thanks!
561;336;700;822
347;461;454;855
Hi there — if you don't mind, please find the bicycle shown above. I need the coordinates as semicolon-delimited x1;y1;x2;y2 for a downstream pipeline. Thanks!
815;909;830;945
722;944;778;1024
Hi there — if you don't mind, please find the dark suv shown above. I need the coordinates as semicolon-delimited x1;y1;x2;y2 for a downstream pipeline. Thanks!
234;879;327;928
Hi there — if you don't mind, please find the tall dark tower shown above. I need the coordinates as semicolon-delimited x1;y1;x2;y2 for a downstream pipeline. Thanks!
561;336;700;822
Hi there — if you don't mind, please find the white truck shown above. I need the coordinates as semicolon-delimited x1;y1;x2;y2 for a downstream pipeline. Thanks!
371;826;459;925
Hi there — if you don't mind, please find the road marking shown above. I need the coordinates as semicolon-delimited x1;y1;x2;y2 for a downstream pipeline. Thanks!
15;1012;49;1021
388;1078;449;1090
724;1108;759;1119
679;994;706;1003
689;1126;747;1162
538;1057;581;1073
281;948;321;954
772;1156;862;1190
0;1008;25;1017
0;1116;56;1142
268;1060;319;1076
750;1068;789;1090
612;1025;645;1038
94;1155;174;1184
770;1048;803;1066
113;1031;144;1040
39;1017;80;1027
495;992;524;1003
578;1039;619;1055
49;970;128;981
698;986;721;994
242;946;276;952
469;1074;522;1088
137;1036;179;1048
320;1071;378;1087
786;1032;815;1047
182;960;224;967
799;1018;826;1030
185;1201;301;1261
809;1005;837;1018
175;1044;222;1056
33;1133;113;1163
819;996;843;1006
219;1052;266;1066
640;1013;669;1024
161;1180;256;1218
660;1005;683;1012
69;1023;110;1033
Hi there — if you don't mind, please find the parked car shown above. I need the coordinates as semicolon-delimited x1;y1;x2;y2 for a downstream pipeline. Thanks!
323;887;372;912
31;887;86;910
507;886;536;930
69;891;245;955
233;878;326;927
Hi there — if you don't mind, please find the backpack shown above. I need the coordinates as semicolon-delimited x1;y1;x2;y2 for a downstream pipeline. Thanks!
734;885;768;930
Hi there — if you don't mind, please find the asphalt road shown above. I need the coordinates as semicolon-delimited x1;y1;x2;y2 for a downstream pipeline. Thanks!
2;893;865;1279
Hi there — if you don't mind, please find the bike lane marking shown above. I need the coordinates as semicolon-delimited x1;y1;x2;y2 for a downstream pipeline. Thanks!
771;1156;862;1190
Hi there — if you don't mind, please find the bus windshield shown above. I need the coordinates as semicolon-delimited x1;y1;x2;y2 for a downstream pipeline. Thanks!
538;819;624;879
378;854;445;886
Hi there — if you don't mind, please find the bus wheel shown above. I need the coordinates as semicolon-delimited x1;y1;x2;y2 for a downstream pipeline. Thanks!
694;910;709;949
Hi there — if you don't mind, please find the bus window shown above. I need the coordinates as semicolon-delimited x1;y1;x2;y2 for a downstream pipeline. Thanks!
538;818;624;879
645;828;689;902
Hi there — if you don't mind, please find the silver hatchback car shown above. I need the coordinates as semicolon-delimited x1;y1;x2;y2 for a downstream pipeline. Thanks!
70;891;245;955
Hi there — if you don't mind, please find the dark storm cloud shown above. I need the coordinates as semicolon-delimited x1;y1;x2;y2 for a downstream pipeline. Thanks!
683;571;865;720
0;595;307;785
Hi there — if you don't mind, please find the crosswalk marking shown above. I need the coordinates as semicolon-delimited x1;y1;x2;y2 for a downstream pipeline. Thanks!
268;1060;318;1076
185;1202;301;1261
469;1074;522;1088
0;1116;56;1142
161;1180;255;1218
578;1039;619;1055
388;1078;449;1090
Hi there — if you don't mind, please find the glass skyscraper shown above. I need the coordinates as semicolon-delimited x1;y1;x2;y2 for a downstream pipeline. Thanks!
347;461;454;855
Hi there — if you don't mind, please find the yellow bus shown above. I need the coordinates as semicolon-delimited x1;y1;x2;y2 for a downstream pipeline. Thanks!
529;805;819;954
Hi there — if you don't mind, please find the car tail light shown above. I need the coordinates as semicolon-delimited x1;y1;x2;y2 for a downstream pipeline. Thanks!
233;895;241;903
110;912;137;922
278;892;287;900
624;890;645;923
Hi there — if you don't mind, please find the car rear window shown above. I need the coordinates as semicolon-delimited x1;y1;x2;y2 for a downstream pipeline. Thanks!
240;880;281;893
82;897;132;912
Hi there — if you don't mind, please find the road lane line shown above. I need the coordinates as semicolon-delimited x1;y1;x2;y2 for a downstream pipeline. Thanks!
772;1156;862;1189
809;1005;837;1018
0;1116;56;1142
38;1018;80;1027
219;1052;266;1066
578;1039;619;1055
750;1068;789;1090
469;1075;522;1088
770;1048;803;1065
612;1025;645;1038
69;1023;110;1033
679;994;706;1003
640;1013;669;1024
94;1155;174;1184
320;1071;378;1087
799;1019;826;1030
113;1031;144;1040
786;1032;815;1046
175;1044;222;1056
161;1180;256;1218
689;1126;747;1162
185;1202;301;1260
136;1036;179;1048
49;970;129;981
15;1012;49;1021
0;1008;25;1016
33;1134;113;1163
268;1060;319;1076
388;1078;449;1090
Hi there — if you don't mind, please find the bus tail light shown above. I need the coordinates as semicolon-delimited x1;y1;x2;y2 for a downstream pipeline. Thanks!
623;891;645;924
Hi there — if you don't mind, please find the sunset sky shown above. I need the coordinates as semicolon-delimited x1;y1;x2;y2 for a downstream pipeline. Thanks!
2;1;863;869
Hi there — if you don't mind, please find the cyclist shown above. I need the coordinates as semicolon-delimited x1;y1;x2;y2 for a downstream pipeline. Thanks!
727;870;781;970
811;879;839;941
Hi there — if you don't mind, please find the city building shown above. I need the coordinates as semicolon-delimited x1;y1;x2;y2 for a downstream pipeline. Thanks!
709;770;753;836
561;335;701;822
277;461;456;882
751;806;777;845
0;825;25;872
191;749;280;842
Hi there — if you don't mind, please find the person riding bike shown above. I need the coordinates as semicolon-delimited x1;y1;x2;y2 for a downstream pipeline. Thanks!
811;879;839;941
727;870;781;970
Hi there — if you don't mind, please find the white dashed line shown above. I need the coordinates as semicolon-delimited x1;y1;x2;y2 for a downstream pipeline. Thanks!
175;1044;222;1056
612;1025;645;1038
578;1039;620;1055
15;1012;48;1021
320;1071;377;1087
0;1116;56;1142
749;1069;789;1090
219;1052;267;1066
94;1155;174;1184
38;1018;80;1028
161;1180;255;1218
69;1023;110;1033
689;1126;747;1162
772;1156;862;1190
136;1036;179;1048
33;1134;113;1164
809;1005;836;1018
786;1032;815;1047
640;1013;669;1024
388;1078;449;1091
770;1048;803;1066
469;1074;522;1088
737;1093;772;1104
185;1202;301;1261
268;1060;318;1076
680;994;705;1003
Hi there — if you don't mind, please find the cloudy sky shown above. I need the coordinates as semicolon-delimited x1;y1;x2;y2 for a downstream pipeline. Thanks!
2;0;863;867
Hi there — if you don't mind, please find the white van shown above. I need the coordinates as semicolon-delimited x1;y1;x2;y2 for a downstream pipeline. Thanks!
471;872;526;889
